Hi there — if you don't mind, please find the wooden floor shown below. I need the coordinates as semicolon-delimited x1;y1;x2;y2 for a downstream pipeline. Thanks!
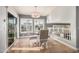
7;37;77;53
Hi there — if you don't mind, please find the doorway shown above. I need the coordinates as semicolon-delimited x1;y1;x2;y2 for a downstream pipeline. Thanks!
8;12;17;46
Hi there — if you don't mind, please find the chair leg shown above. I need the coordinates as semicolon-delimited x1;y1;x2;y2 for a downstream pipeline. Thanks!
41;42;46;49
45;42;48;48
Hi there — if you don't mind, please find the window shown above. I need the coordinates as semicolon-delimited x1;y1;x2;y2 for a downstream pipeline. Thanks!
34;19;44;33
20;18;45;36
20;18;33;33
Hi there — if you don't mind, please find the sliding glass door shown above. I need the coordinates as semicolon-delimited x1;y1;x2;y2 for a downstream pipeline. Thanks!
8;13;17;46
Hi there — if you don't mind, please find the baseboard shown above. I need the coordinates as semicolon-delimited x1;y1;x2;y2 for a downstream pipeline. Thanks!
54;39;77;50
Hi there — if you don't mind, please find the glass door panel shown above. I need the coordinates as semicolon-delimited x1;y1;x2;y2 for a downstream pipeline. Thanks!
34;19;44;34
8;13;17;46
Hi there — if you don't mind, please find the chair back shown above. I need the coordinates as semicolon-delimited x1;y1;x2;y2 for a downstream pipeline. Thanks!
40;30;48;39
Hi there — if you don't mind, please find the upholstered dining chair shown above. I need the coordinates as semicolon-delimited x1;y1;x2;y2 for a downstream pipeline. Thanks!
39;30;49;48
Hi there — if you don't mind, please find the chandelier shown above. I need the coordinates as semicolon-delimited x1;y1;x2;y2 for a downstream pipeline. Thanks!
31;6;40;18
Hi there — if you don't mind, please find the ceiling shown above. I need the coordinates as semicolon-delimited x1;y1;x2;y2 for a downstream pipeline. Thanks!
12;6;56;16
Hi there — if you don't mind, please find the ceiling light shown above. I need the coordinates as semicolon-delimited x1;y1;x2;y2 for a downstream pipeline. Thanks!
31;6;40;18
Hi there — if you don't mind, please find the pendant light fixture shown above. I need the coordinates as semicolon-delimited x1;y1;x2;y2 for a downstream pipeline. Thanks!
31;6;40;18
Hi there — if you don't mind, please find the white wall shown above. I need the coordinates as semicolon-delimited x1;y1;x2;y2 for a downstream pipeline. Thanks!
0;6;8;52
0;6;19;53
8;7;20;39
47;6;76;48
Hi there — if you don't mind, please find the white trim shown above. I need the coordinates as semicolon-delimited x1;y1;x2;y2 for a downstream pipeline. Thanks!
3;39;17;53
53;38;77;50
